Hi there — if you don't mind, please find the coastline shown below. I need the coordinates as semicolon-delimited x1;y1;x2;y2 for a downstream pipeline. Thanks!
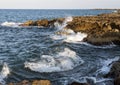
0;9;119;85
20;10;120;46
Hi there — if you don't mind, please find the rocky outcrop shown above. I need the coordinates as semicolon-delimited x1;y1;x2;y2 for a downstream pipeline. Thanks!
8;80;51;85
66;13;120;45
20;18;64;28
105;61;120;78
105;60;120;85
20;12;120;45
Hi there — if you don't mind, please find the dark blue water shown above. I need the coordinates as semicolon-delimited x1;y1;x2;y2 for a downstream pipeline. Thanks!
0;9;119;85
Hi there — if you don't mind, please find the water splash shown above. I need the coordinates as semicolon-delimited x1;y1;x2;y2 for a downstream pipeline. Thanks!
97;57;119;75
64;32;87;43
24;48;84;72
0;63;10;84
54;16;73;30
1;21;22;27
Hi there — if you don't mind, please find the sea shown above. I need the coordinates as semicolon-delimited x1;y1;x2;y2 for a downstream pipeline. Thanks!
0;9;120;85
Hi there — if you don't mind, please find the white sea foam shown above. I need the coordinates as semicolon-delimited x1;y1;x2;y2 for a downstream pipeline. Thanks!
52;16;87;43
1;22;22;27
84;77;113;85
54;16;73;30
64;32;87;43
24;48;84;72
97;57;119;75
51;29;87;43
0;63;10;84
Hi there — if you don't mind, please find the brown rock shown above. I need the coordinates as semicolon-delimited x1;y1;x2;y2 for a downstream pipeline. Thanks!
19;12;120;45
8;83;14;85
32;80;51;85
35;19;49;27
21;80;30;85
20;20;35;26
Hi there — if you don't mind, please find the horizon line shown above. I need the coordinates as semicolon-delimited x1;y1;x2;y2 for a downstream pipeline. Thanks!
0;8;119;10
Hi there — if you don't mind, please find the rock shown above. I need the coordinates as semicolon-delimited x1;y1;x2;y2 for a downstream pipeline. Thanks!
8;83;14;85
114;77;120;85
8;80;51;85
105;61;120;78
32;80;51;85
35;19;49;27
21;80;30;85
20;12;120;45
20;20;35;26
69;82;90;85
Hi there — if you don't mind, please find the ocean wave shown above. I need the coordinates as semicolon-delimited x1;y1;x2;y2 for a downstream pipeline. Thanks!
51;28;87;43
64;32;87;43
24;48;84;72
1;21;22;27
54;16;73;30
0;63;10;84
96;57;119;75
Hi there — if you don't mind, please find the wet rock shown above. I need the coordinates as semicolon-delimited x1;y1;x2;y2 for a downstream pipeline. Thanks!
8;80;51;85
106;61;120;78
69;82;90;85
35;19;49;27
20;20;35;26
114;77;120;85
32;80;51;85
21;80;30;85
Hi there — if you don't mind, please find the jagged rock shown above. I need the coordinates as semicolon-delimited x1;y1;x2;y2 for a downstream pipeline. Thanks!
69;82;90;85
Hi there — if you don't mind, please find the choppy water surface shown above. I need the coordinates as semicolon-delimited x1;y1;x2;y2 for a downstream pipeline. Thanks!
0;9;120;85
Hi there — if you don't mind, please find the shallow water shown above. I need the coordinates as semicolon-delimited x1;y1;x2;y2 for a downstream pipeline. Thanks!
0;9;119;85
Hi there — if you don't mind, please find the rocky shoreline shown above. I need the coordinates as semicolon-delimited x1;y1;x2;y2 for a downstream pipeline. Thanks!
7;10;120;85
20;10;120;46
7;80;90;85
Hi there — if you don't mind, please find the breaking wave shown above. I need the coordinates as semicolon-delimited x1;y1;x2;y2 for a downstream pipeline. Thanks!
0;63;10;84
24;48;84;72
1;22;22;27
54;16;73;30
96;57;119;75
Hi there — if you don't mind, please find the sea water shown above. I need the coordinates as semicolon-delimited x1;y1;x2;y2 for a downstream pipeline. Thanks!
0;9;119;85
